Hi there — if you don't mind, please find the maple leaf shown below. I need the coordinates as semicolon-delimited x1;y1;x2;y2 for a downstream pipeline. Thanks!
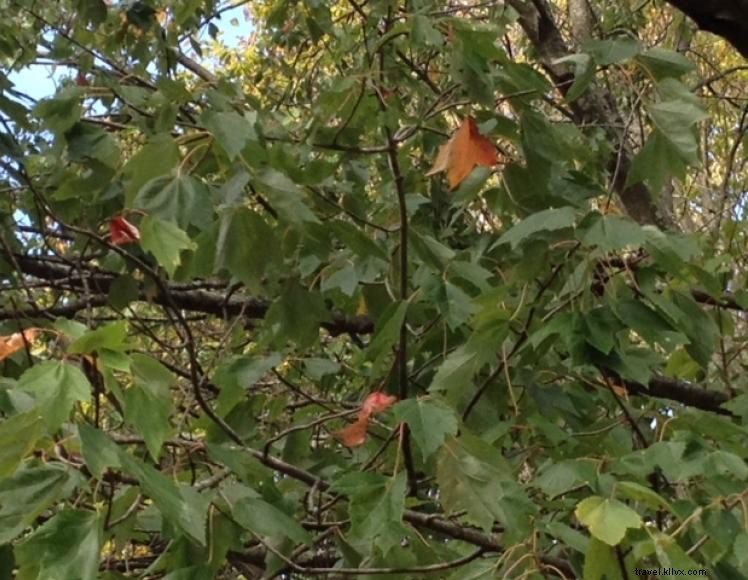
0;328;38;362
426;116;498;190
336;391;397;448
109;215;141;245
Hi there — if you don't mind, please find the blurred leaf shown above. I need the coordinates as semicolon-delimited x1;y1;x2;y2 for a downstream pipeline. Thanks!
69;321;128;354
214;207;281;291
78;424;122;477
0;464;77;544
636;48;695;79
332;472;408;555
233;497;311;545
437;435;532;532
118;452;209;545
202;110;257;160
123;134;180;202
365;301;408;364
583;38;640;65
583;536;624;580
496;207;576;249
0;411;44;477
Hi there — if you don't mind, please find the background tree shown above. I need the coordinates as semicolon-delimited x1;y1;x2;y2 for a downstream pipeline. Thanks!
0;0;747;578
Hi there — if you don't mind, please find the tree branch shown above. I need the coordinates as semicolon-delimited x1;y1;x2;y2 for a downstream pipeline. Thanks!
664;0;748;58
506;0;675;229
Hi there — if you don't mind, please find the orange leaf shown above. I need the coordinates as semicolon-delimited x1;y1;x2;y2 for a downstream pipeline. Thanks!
610;382;629;399
335;417;370;447
336;391;397;448
426;117;498;190
109;216;140;245
0;328;37;362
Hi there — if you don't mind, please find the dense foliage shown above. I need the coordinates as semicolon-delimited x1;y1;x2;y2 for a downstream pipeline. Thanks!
1;0;747;578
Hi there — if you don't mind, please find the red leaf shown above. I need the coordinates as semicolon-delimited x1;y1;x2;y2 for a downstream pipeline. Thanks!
109;216;140;245
426;116;498;190
360;391;397;419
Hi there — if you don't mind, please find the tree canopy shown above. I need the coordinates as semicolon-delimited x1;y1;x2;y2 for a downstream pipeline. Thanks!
0;0;747;578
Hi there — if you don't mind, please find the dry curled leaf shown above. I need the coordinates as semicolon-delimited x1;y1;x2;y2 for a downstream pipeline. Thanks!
0;328;38;361
336;418;370;448
109;216;141;245
336;391;397;448
426;116;498;190
360;391;397;418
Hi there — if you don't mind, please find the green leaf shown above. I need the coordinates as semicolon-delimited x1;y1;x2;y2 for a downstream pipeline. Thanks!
214;353;281;416
636;48;695;79
706;450;748;480
0;411;44;477
613;298;686;351
233;497;311;545
520;111;566;163
534;460;594;497
264;282;329;348
108;274;140;309
575;496;642;546
554;53;595;102
123;134;181;202
411;14;443;47
255;168;319;224
365;301;408;364
122;354;175;460
133;174;213;229
616;481;672;511
583;536;624;580
118;452;209;545
628;131;688;192
78;424;122;477
583;38;640;65
201;110;257;160
652;532;704;574
33;88;82;134
496;207;576;249
15;509;102;580
584;306;621;354
18;362;91;431
68;321;128;354
139;216;197;276
214;207;281;292
578;213;645;251
428;346;478;394
437;435;532;532
76;0;108;25
392;397;459;461
648;99;708;165
123;380;173;461
332;472;409;555
0;464;78;544
65;122;120;168
546;521;589;554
